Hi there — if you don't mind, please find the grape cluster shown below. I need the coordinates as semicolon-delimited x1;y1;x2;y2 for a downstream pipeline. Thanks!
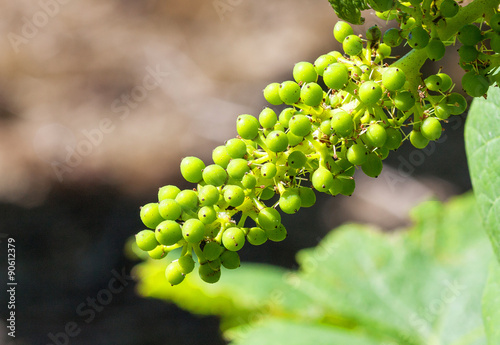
135;2;500;285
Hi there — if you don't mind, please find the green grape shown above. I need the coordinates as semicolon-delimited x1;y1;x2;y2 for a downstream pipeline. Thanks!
408;26;430;49
410;130;429;149
312;167;334;192
394;91;415;111
279;81;301;104
349;65;363;81
383;28;402;47
236;114;260;140
227;158;250;180
327;177;342;196
440;0;459;17
203;241;223;261
331;110;354;138
178;255;195;274
289;115;312;137
424;75;443;92
361;153;383;178
175;189;198;211
225;138;247;159
266;130;289;152
279;108;295;127
223;185;246;207
339;178;356;196
490;34;500;53
421;117;442;141
376;147;389;159
287;150;307;169
261;162;277;179
222;227;246;251
136;229;159;251
377;43;392;58
384;127;402;150
347;143;368;165
180;156;205;183
257;207;281;231
368;0;395;12
266;223;287;242
366;25;382;42
220;250;240;269
300;83;324;106
462;72;489;97
343;35;363;56
359;81;383;105
198;263;221;284
458;45;479;63
293;61;318;83
158;199;182;220
140;203;165;229
158;185;181;202
156;220;183;246
437;73;453;92
212;145;231;169
376;10;398;21
298;187;316;207
165;261;185;286
401;17;416;31
198;206;217;224
198;185;220;206
182;219;206;243
320;119;334;136
259;108;277;129
446;93;467;115
246;227;268;245
263;82;283;105
279;189;301;214
148;245;168;260
382;67;406;91
457;24;482;46
365;123;387;147
434;103;451;120
314;54;336;76
241;173;257;189
490;13;500;32
333;21;354;43
260;186;275;200
426;39;446;61
323;63;349;90
207;258;221;271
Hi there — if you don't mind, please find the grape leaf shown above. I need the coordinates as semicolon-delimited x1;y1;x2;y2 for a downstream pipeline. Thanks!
465;86;500;263
327;0;370;24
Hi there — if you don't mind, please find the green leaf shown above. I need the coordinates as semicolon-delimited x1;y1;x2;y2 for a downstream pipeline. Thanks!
465;86;500;263
482;260;500;345
327;0;369;25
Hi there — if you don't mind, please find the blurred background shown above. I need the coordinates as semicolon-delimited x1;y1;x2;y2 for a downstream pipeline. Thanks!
0;1;471;344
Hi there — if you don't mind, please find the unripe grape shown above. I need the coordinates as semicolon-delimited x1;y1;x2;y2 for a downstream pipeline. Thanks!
490;14;500;33
331;110;354;138
425;75;443;92
394;91;415;111
369;0;395;12
457;24;482;46
382;67;406;91
314;54;336;76
180;156;205;183
158;199;182;220
266;223;287;242
440;0;459;17
293;62;318;83
226;138;247;159
426;39;446;61
365;123;387;147
236;114;260;140
298;187;316;207
289;115;312;137
222;227;246;251
136;229;159;251
408;26;430;49
266;130;288;152
263;82;283;105
246;227;268;245
366;25;382;42
320;119;334;136
227;158;250;180
198;185;220;206
279;108;295;128
410;130;429;148
241;173;257;189
462;72;489;97
300;82;324;106
347;143;368;165
421;117;442;141
458;45;479;63
203;241;223;261
401;17;416;31
198;206;217;224
312;167;334;192
383;28;402;47
279;189;301;214
212;145;231;168
182;219;205;243
359;81;383;105
287;150;307;169
261;162;277;179
257;207;281;231
223;185;245;207
376;10;397;21
361;153;383;178
384;127;402;150
339;178;356;196
377;43;392;59
435;103;451;120
220;250;240;269
279;81;301;104
178;255;195;274
140;203;164;229
175;189;198;211
165;261;185;286
259;108;277;129
158;185;181;202
148;245;168;260
333;21;354;43
436;73;453;92
446;93;467;115
323;63;349;90
260;186;275;200
156;220;183;246
198;263;221;284
343;35;363;56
